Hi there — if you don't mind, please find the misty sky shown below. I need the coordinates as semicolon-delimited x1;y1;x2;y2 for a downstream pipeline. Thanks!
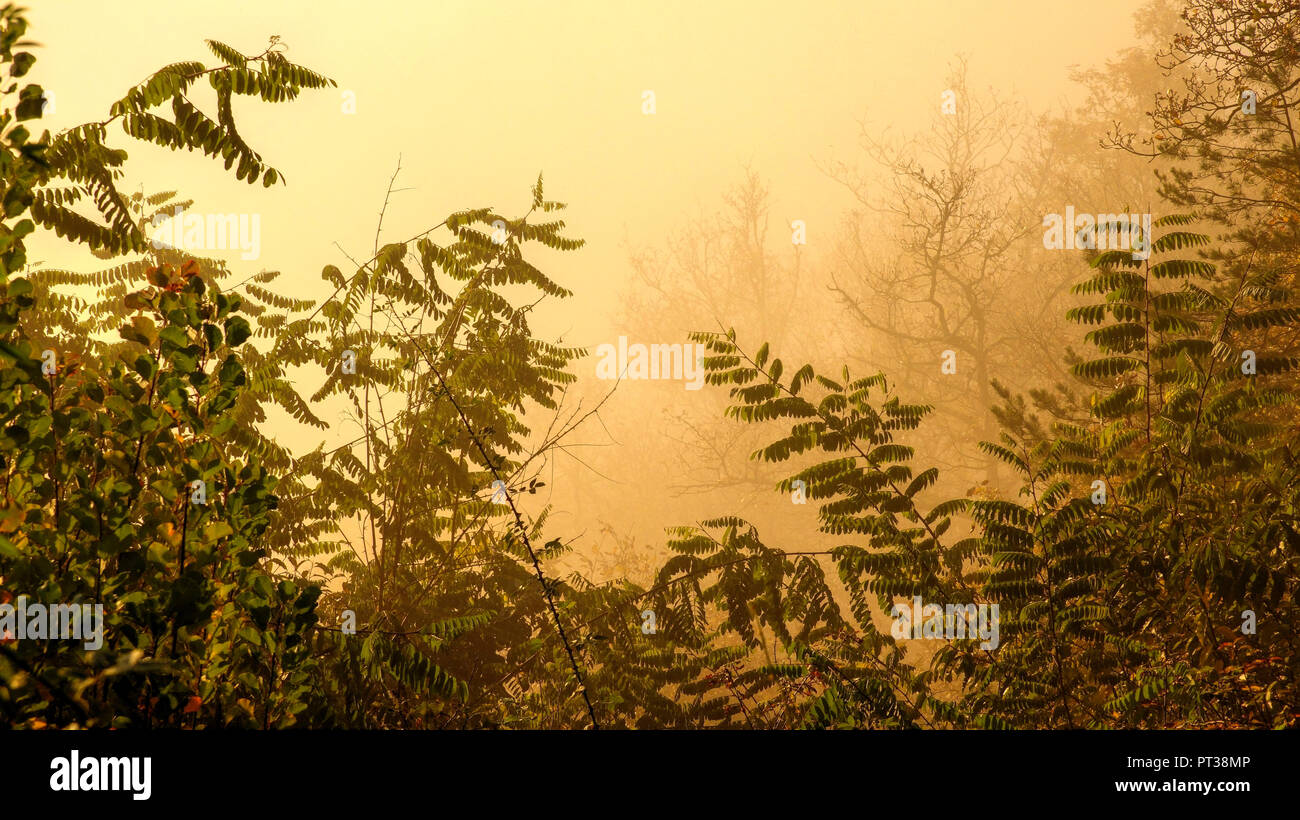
29;0;1142;330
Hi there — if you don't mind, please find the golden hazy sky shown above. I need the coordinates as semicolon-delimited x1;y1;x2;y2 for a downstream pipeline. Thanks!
29;0;1142;329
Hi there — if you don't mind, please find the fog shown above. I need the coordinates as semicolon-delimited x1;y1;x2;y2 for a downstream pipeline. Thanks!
28;0;1149;574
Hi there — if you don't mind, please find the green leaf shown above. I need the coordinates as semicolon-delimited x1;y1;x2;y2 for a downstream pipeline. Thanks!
224;315;252;347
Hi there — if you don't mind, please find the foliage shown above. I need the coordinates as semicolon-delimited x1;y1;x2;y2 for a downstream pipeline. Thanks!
32;35;332;255
642;214;1299;729
2;1;1297;731
0;7;334;727
1;252;326;726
